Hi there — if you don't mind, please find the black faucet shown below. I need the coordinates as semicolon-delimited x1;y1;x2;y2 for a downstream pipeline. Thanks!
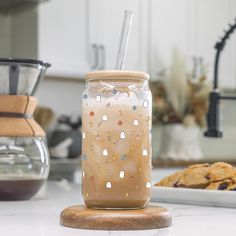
204;20;236;138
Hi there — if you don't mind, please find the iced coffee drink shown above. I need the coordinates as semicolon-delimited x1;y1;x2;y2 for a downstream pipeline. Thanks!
82;71;152;209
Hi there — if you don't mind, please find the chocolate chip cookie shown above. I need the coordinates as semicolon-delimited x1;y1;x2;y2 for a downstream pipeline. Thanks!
154;170;183;187
207;162;236;182
206;179;232;190
175;163;210;188
155;162;236;191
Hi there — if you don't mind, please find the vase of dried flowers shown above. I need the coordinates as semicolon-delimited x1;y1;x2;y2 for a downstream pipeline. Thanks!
159;122;203;161
151;50;210;161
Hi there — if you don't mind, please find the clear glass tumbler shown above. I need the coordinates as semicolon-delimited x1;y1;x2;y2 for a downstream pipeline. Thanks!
82;71;152;209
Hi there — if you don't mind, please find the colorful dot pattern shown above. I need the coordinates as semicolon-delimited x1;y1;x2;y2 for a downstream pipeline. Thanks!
82;84;152;208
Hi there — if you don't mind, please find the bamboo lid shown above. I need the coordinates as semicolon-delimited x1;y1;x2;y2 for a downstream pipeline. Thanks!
85;70;149;81
0;95;45;137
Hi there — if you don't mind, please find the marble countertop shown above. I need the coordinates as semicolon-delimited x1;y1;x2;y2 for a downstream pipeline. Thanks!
0;180;236;236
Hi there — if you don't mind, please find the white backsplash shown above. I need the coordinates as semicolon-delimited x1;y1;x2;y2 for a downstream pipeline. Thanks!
152;125;236;161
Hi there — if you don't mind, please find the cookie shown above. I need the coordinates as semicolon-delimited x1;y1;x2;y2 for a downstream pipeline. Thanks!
188;163;210;169
227;184;236;191
206;179;232;190
207;162;236;182
176;163;210;188
154;170;183;187
206;177;236;191
155;162;236;191
227;177;236;191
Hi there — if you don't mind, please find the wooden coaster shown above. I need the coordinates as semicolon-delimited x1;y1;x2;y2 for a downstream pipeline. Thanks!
60;205;172;230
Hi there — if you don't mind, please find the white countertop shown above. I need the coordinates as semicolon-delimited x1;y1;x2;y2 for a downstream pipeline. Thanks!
0;179;236;236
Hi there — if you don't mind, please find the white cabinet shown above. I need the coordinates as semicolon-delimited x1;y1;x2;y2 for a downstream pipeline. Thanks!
37;0;90;78
149;0;236;88
193;0;236;89
149;0;192;78
9;0;236;85
10;0;149;77
88;0;149;71
38;0;149;76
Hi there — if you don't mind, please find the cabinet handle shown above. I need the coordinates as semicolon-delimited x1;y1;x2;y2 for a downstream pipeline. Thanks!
91;44;99;69
98;45;105;70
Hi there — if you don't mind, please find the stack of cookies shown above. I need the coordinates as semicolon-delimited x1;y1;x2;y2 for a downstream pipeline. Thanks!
155;162;236;191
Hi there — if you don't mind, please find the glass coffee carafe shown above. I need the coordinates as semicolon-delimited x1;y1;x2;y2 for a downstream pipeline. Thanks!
0;58;50;200
82;71;152;209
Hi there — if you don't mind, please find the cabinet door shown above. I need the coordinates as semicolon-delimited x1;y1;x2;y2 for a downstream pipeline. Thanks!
194;0;236;89
149;0;191;78
88;0;149;71
38;0;89;78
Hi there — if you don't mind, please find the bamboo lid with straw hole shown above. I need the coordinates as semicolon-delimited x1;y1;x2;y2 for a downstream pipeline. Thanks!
85;70;149;81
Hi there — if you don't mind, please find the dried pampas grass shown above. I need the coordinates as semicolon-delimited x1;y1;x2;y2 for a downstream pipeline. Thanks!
151;49;211;127
164;48;189;117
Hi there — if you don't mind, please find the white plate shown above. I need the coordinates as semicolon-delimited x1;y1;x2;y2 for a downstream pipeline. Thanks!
151;186;236;208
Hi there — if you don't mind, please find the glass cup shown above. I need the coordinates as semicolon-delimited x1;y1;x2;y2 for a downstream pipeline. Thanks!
82;71;152;209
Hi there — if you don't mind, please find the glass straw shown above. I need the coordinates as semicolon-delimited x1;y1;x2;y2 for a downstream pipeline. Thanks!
115;10;133;70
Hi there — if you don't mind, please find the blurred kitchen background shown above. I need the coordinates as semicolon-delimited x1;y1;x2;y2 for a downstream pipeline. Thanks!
0;0;235;181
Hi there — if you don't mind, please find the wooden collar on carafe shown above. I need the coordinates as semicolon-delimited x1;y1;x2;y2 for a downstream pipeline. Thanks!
0;95;45;137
